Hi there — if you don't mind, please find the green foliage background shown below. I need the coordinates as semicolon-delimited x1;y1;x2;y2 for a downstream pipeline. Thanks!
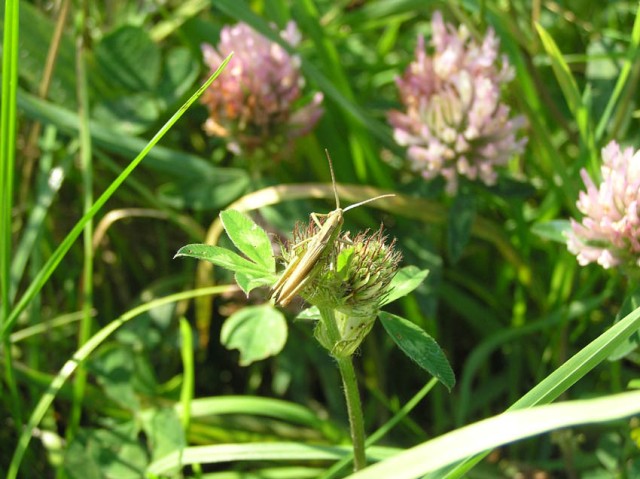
2;0;640;478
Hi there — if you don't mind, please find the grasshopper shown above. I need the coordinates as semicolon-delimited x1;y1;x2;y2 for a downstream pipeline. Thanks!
271;151;394;306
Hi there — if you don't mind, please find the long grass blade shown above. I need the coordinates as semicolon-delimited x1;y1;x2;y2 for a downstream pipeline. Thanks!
0;53;233;341
442;303;640;478
1;0;23;428
345;390;640;479
6;286;231;479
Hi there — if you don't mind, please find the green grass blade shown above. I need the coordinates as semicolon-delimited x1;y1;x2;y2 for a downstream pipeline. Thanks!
1;0;23;428
595;2;640;141
6;286;231;479
9;130;75;302
0;53;232;341
535;22;597;172
443;303;640;478
178;396;338;434
67;29;93;440
1;0;20;317
147;443;399;476
345;390;640;479
456;290;609;425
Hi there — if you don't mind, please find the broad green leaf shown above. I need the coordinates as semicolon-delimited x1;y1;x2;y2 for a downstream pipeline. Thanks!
221;210;275;273
175;243;266;276
383;266;429;306
235;271;275;296
220;305;288;365
447;193;476;263
379;312;455;391
531;219;572;244
175;244;274;295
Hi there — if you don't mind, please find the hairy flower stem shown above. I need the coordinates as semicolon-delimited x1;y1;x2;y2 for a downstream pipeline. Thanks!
319;307;367;471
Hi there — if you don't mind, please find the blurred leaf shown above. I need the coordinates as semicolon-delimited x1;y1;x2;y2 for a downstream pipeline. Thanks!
487;177;537;199
157;169;250;211
379;312;455;391
88;346;140;411
92;46;199;135
296;305;320;321
93;92;161;135
64;422;147;479
221;210;275;273
383;266;429;306
95;25;161;93
221;305;288;365
11;2;78;106
140;408;186;468
531;220;572;244
17;89;242;180
447;193;476;263
156;46;200;108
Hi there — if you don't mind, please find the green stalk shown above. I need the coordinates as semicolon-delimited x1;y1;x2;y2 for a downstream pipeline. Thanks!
68;18;93;438
320;378;438;479
318;307;367;471
179;317;195;471
1;0;22;425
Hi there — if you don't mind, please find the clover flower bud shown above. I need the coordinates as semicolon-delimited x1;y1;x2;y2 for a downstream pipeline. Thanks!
567;141;640;273
314;227;401;357
200;21;323;161
278;217;401;356
387;11;526;195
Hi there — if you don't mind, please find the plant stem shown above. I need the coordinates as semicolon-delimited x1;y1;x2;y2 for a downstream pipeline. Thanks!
319;307;367;471
335;354;367;471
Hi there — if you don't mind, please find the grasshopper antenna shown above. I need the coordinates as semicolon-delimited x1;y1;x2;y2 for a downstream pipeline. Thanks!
343;193;395;212
325;149;341;210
